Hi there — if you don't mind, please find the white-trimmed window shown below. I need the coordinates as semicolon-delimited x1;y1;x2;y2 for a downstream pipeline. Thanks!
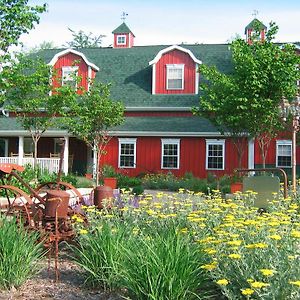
161;139;180;169
166;64;184;90
117;35;126;45
62;66;78;87
276;140;292;168
206;139;225;170
118;138;136;168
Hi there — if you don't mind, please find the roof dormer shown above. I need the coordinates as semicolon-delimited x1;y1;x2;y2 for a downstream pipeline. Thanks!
149;45;202;95
112;22;135;48
245;18;267;44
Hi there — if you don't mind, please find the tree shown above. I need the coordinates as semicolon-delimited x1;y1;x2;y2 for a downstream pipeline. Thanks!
0;55;77;168
0;0;46;53
194;21;300;168
62;82;124;185
65;28;106;48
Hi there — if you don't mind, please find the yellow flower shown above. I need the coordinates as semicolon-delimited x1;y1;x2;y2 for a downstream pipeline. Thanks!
260;269;275;276
79;229;88;235
245;243;268;249
227;240;242;246
250;281;270;289
291;230;300;238
228;253;241;259
216;279;229;286
200;262;217;271
268;234;282;241
241;288;255;295
289;280;300;287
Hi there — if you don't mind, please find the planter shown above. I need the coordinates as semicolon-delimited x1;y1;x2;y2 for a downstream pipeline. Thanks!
85;173;92;180
230;182;243;193
104;177;117;189
94;185;113;209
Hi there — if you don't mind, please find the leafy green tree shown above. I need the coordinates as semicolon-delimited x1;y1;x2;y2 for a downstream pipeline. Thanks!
0;0;46;53
0;55;77;167
63;82;124;185
65;28;106;48
194;21;300;168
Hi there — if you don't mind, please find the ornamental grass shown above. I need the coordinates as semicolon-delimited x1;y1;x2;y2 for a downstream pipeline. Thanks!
0;215;44;289
73;187;300;299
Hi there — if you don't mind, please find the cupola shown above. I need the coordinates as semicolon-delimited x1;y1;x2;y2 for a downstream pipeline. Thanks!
244;18;267;44
112;22;135;48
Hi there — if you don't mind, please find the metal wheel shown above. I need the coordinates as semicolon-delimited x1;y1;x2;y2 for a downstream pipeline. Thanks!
34;181;83;205
0;185;32;226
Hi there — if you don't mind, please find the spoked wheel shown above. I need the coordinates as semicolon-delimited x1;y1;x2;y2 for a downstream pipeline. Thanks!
34;181;83;206
0;185;33;226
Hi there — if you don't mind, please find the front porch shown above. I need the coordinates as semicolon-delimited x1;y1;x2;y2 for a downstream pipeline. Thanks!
0;135;90;175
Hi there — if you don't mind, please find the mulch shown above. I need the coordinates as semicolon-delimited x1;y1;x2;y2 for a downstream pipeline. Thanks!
0;253;123;300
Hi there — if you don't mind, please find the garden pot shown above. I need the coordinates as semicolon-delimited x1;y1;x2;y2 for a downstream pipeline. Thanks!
85;173;92;180
94;185;113;209
103;177;117;189
230;182;243;193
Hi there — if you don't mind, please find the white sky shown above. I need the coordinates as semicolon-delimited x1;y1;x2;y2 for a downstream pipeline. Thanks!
20;0;300;49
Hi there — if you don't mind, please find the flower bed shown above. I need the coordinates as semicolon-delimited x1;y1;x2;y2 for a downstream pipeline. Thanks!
71;189;300;299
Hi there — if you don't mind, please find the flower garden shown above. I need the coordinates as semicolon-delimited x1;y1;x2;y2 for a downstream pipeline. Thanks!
1;184;300;299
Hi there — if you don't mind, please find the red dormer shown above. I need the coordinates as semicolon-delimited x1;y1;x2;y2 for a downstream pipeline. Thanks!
245;18;267;44
48;49;99;92
149;45;202;95
112;22;135;48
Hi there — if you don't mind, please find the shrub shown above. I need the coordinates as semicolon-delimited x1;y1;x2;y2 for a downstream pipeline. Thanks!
0;215;44;289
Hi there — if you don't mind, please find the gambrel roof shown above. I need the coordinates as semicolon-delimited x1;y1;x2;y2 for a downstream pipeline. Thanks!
36;44;233;109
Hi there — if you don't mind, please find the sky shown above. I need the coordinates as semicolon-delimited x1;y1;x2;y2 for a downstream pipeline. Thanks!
20;0;300;50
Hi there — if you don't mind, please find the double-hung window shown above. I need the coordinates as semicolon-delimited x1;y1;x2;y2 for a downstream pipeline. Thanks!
276;140;292;168
117;35;126;45
161;139;180;169
166;64;184;90
206;139;225;170
62;66;78;88
118;138;136;168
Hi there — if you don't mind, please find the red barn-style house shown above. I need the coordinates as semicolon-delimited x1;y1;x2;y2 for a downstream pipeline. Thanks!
0;19;299;178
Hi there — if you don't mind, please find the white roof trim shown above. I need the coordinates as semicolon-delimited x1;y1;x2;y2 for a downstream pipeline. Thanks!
48;48;99;71
109;131;225;137
149;45;202;65
125;106;192;111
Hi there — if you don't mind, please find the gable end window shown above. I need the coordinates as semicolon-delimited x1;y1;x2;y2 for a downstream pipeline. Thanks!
118;138;137;168
206;139;225;170
166;64;184;90
276;140;292;168
117;35;126;45
161;139;180;169
62;66;78;88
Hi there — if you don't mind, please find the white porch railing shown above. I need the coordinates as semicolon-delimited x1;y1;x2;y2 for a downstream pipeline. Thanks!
0;157;60;174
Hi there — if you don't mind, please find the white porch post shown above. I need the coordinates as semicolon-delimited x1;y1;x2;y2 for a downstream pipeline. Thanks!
63;136;69;174
248;138;255;169
18;136;24;165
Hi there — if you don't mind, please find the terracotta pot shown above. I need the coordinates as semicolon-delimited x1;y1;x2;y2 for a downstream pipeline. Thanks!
103;177;117;189
94;185;113;209
85;173;92;180
230;182;243;193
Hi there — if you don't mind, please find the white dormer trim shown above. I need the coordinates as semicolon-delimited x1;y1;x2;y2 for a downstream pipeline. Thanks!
149;45;202;65
48;48;99;71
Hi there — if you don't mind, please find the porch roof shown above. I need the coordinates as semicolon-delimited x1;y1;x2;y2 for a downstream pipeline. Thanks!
0;116;225;137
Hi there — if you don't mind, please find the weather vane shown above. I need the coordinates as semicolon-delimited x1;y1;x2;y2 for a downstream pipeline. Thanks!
121;12;128;22
252;10;259;18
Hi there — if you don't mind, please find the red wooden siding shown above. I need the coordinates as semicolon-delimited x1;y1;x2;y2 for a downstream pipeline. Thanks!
113;33;130;48
101;136;248;178
155;49;196;94
53;53;89;92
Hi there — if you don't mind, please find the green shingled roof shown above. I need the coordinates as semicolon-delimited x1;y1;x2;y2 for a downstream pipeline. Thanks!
112;22;134;36
37;44;233;109
0;116;221;135
244;18;267;34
